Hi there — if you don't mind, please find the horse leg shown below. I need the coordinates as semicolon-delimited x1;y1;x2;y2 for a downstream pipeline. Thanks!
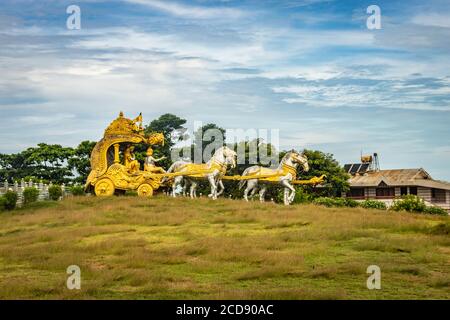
216;180;225;197
244;180;255;201
173;176;182;197
180;177;187;197
190;181;197;199
259;185;267;202
249;181;258;200
281;180;295;205
208;175;217;200
283;188;289;205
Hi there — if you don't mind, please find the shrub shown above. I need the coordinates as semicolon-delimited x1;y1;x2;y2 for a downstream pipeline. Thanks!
48;185;63;201
292;188;313;204
70;185;85;196
423;206;448;216
344;198;359;208
0;196;6;211
313;197;346;207
23;187;40;205
360;199;387;210
391;195;426;213
3;191;18;210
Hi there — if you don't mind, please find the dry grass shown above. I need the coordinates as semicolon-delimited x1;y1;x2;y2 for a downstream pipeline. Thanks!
0;195;449;299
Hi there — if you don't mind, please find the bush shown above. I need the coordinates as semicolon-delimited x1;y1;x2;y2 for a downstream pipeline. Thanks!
70;185;85;196
313;197;346;207
292;188;313;204
23;187;40;205
3;191;18;210
48;185;63;201
344;198;359;208
423;206;448;216
391;195;426;212
361;199;387;210
0;196;6;211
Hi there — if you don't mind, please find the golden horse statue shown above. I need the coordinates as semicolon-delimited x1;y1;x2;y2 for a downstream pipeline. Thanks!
238;151;310;205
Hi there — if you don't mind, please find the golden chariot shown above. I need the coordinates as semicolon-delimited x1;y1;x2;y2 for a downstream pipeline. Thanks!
84;112;165;197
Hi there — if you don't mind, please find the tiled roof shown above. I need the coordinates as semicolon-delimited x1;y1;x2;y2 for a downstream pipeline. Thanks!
348;168;450;190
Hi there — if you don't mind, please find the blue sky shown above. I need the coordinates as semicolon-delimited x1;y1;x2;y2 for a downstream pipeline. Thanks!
0;0;449;179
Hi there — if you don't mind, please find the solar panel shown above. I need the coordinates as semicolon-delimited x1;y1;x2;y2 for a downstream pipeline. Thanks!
350;164;360;174
344;163;371;175
343;164;352;173
359;163;370;173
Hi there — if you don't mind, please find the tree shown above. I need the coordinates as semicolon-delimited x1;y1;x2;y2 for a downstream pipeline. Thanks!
0;144;74;183
143;114;187;168
68;141;97;183
296;149;350;197
24;143;74;183
0;152;33;181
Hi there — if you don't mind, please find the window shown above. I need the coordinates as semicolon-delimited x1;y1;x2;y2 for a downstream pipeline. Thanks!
347;188;365;198
431;188;446;202
376;187;395;198
409;187;417;195
400;187;408;195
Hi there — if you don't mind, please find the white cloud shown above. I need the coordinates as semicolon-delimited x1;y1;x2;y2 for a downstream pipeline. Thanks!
411;13;450;28
124;0;244;19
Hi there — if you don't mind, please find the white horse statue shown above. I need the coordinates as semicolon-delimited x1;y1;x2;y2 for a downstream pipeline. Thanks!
238;150;309;205
165;146;237;200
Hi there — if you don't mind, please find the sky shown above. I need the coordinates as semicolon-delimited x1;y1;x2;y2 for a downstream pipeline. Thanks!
0;0;449;179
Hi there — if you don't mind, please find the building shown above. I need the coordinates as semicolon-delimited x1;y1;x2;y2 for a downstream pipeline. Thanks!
343;155;450;213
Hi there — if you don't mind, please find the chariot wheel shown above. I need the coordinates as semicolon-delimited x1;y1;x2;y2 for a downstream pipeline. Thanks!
94;178;115;196
137;183;153;197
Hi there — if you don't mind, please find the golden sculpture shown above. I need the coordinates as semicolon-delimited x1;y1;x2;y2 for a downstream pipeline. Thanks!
85;112;325;203
85;112;165;197
124;145;140;174
144;147;166;174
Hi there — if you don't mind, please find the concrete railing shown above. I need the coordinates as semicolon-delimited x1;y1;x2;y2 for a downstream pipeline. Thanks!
0;180;77;207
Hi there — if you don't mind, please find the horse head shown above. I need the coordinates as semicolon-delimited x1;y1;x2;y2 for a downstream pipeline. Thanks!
283;150;309;172
221;146;237;168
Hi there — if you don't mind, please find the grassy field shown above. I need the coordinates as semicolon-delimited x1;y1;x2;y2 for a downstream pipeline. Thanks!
0;196;449;299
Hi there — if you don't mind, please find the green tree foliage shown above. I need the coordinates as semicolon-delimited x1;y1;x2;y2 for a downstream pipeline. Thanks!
143;114;187;168
0;152;32;181
68;141;97;183
0;144;74;183
296;149;350;197
194;123;226;157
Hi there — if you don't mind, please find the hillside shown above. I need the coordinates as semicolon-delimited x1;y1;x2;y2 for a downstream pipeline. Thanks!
0;196;448;299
